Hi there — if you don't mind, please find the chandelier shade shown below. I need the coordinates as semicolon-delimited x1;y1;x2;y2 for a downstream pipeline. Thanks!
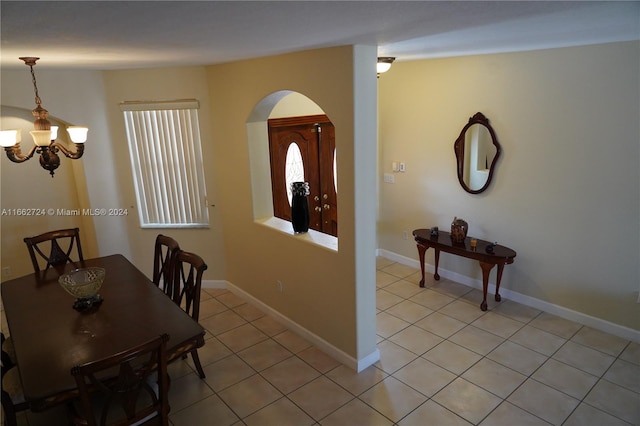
30;130;53;147
1;57;88;177
0;130;21;147
67;126;89;143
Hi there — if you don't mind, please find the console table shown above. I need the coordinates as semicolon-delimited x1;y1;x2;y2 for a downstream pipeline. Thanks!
412;229;516;311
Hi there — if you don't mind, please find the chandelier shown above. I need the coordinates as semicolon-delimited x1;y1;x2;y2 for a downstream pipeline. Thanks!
0;57;88;177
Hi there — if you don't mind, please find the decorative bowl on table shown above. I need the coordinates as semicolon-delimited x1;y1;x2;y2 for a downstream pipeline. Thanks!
58;267;105;311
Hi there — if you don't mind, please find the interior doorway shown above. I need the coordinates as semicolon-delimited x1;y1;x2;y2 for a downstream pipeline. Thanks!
268;114;337;237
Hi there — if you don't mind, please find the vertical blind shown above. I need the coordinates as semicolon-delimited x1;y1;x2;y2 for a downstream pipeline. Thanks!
121;100;209;228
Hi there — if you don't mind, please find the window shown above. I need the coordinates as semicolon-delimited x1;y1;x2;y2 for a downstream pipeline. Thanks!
121;100;209;228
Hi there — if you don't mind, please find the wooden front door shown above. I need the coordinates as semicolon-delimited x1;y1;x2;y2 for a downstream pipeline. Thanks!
268;115;337;237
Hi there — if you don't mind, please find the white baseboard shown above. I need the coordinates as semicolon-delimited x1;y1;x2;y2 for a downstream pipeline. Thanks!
356;348;381;372
202;249;638;371
377;249;640;343
202;279;227;289
204;280;380;371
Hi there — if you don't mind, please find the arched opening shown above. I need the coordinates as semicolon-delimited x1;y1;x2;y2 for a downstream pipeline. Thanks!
247;91;338;244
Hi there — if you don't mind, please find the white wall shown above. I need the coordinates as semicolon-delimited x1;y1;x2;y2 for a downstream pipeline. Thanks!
378;41;639;332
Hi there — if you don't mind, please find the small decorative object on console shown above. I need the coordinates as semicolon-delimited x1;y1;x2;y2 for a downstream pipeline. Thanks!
450;217;468;243
59;267;105;311
485;242;498;253
430;227;439;236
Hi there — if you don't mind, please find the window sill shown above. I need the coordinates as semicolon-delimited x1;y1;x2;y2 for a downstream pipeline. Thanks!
256;217;338;252
140;224;210;229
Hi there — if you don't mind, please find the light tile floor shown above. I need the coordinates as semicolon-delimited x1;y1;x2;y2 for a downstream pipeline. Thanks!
4;257;639;425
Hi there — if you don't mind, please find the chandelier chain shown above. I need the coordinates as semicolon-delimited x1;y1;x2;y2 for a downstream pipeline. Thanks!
28;65;42;107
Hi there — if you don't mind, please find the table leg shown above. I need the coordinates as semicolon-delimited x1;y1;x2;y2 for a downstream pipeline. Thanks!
417;243;427;287
494;264;505;302
433;249;440;281
479;262;495;311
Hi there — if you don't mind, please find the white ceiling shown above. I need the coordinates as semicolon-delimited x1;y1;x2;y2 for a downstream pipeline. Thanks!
1;1;638;70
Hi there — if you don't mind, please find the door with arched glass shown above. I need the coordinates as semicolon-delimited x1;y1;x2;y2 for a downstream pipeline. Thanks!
268;114;337;237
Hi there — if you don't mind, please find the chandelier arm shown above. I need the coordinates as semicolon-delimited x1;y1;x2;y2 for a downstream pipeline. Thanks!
4;143;38;163
51;142;84;159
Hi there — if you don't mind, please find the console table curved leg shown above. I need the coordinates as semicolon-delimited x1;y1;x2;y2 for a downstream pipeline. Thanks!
479;262;495;311
417;243;427;287
433;249;441;281
494;264;505;302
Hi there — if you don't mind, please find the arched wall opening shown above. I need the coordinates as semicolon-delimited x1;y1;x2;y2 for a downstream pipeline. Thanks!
247;90;337;250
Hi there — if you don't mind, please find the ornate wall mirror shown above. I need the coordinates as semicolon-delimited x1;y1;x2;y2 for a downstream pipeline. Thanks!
454;112;501;194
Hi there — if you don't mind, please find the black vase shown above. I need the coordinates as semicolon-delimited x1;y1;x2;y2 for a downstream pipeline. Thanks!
290;181;310;233
291;194;310;233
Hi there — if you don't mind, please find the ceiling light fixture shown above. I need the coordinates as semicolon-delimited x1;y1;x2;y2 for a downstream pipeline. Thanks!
377;57;395;77
0;57;88;177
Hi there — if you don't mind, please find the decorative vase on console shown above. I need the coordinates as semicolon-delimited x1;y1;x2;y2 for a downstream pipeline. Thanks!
451;217;468;243
291;181;310;233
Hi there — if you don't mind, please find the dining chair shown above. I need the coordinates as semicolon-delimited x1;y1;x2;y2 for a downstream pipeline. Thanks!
1;332;15;369
152;234;181;298
172;250;208;379
1;333;28;426
69;334;170;426
23;227;84;272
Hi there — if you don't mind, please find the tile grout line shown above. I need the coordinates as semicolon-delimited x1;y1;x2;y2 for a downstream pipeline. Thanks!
373;266;638;425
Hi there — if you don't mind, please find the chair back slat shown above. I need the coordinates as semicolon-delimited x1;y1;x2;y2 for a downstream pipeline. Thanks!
152;235;180;298
173;251;207;321
71;334;170;426
23;228;83;272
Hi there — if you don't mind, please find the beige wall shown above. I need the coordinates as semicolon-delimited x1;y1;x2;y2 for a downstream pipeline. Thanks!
1;47;380;366
378;41;639;331
0;108;91;278
206;46;378;363
101;66;226;281
3;40;635;361
1;69;114;279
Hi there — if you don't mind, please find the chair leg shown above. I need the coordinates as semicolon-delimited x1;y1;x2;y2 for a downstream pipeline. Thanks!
2;390;18;426
190;349;206;379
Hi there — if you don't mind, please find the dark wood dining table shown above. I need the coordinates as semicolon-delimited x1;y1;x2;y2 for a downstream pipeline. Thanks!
1;254;205;411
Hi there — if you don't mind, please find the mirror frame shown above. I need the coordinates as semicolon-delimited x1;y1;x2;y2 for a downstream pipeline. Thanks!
454;112;501;194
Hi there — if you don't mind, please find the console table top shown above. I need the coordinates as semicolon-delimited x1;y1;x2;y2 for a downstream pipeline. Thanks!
412;228;516;262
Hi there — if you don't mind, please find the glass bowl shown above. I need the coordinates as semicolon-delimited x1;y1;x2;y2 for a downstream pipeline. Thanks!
58;267;105;310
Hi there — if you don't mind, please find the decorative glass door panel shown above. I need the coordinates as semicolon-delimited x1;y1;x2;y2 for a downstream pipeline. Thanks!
285;143;305;205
